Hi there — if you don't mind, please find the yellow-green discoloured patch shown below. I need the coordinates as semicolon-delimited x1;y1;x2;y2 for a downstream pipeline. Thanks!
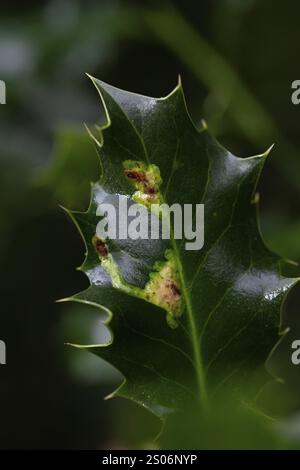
96;244;182;328
144;250;182;328
123;160;162;207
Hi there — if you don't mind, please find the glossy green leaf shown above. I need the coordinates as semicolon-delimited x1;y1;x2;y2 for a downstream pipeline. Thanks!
64;77;298;421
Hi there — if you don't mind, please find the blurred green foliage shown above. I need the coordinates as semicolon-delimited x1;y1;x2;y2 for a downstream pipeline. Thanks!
39;128;100;210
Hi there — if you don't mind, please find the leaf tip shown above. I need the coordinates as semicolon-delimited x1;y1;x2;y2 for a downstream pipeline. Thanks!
252;192;260;204
201;119;208;130
86;74;111;131
55;296;74;304
177;73;182;88
65;342;82;348
85;72;97;84
263;143;275;158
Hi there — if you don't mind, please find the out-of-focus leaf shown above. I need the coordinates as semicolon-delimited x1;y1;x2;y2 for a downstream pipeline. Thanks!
262;214;300;262
39;127;99;209
160;394;296;450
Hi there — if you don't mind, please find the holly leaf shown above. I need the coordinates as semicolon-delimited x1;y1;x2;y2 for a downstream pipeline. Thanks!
64;77;298;420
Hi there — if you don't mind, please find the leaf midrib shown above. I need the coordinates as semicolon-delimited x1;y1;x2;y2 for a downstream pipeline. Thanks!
107;95;209;410
170;235;208;409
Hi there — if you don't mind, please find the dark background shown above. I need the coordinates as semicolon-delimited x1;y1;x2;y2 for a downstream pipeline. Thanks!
0;0;300;449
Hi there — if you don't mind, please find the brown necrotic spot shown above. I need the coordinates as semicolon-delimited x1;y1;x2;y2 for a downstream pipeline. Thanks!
124;168;157;199
169;282;181;298
94;237;108;257
145;186;157;195
124;169;146;183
